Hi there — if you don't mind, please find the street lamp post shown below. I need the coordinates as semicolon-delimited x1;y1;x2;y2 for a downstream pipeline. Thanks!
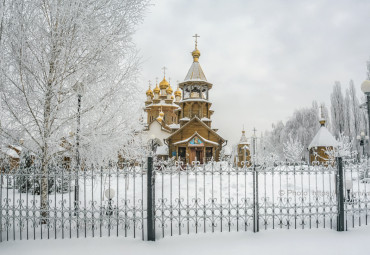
361;80;370;157
73;82;85;214
356;131;369;158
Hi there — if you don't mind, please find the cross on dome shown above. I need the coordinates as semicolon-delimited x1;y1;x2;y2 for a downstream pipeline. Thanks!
193;33;200;48
162;66;167;78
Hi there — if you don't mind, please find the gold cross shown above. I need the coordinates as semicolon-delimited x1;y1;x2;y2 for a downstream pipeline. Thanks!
162;66;167;77
155;77;158;84
193;33;200;48
148;80;151;88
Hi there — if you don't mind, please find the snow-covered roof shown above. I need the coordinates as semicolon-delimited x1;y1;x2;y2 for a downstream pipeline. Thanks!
239;131;248;145
184;61;207;82
145;102;181;109
0;148;20;159
179;117;190;121
308;126;338;149
201;117;211;122
173;132;219;146
168;124;180;129
155;145;168;156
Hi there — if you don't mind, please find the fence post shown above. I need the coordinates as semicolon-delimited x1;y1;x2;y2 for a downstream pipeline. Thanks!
147;156;155;241
253;164;259;233
336;157;345;232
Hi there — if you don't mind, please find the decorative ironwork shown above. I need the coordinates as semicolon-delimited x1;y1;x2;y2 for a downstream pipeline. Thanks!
1;157;370;242
0;161;147;241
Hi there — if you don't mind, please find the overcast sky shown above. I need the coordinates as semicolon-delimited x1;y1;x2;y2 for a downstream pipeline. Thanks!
134;0;370;145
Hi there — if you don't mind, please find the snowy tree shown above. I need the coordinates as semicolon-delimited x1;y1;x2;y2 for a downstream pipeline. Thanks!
330;82;346;138
283;134;304;162
344;88;353;139
0;0;149;221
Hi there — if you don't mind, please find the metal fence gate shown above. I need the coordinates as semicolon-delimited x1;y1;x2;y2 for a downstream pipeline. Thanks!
1;157;370;242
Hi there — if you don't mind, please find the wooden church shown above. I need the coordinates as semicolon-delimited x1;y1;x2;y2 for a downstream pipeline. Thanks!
144;35;226;164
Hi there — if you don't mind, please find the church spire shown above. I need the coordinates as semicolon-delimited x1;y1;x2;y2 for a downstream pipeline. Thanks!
191;33;201;62
319;105;326;127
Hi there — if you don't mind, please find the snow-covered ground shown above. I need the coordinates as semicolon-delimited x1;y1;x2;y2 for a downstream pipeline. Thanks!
1;226;370;255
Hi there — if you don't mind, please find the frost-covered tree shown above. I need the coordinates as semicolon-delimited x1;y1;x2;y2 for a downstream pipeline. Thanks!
263;101;321;161
0;0;149;220
283;134;304;162
330;82;346;138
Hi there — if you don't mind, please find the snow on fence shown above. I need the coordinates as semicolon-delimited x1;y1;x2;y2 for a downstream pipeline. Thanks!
1;158;370;242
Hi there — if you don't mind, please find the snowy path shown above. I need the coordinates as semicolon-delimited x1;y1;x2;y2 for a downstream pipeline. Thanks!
1;225;370;255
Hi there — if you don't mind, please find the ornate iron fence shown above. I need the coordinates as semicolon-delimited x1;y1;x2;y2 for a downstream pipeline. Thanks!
1;157;370;242
0;161;147;241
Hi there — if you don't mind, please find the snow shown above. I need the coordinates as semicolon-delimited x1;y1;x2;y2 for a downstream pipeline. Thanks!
155;145;168;155
184;61;207;81
2;226;370;255
1;148;20;159
168;124;180;129
179;117;190;121
201;117;211;121
308;126;339;149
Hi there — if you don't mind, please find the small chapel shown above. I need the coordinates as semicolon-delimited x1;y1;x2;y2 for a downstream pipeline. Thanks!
308;108;338;164
236;128;251;167
144;35;226;164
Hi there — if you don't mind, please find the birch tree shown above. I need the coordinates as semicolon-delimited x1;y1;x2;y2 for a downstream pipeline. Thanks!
0;0;149;221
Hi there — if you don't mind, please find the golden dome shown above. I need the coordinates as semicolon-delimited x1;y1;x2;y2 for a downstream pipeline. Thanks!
174;86;181;97
159;110;164;117
166;84;173;94
171;95;174;99
159;77;169;89
192;47;201;62
153;83;160;94
146;86;153;96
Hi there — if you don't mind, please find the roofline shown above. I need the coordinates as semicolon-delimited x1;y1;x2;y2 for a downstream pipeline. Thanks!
165;116;225;142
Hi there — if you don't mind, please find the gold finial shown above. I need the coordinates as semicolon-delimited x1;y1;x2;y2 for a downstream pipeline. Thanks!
153;78;160;94
191;34;201;62
242;125;245;134
162;66;167;78
146;80;153;96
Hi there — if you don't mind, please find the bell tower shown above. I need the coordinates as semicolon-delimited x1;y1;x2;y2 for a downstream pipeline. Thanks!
177;34;213;127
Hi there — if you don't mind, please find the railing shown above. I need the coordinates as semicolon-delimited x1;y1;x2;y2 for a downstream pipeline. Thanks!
1;157;370;242
0;161;147;241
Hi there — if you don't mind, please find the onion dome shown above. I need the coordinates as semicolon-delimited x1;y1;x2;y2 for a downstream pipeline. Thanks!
166;84;173;94
157;110;164;122
146;85;153;97
159;77;169;89
171;95;174;99
174;86;181;97
153;83;160;94
192;47;201;62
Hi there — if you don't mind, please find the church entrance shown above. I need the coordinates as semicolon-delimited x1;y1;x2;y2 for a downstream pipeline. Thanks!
189;147;204;164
